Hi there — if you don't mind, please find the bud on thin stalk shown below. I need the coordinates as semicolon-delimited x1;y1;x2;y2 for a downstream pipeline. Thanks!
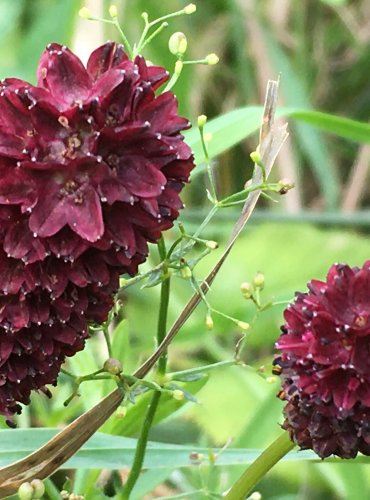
250;150;262;165
168;32;188;55
180;265;192;279
240;282;253;298
78;7;92;19
237;321;250;331
197;114;207;128
253;272;265;289
206;314;214;330
206;240;218;250
184;3;197;14
103;358;123;375
109;4;118;18
205;53;219;65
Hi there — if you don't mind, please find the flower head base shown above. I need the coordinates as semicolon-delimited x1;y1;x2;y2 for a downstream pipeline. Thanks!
275;262;370;458
0;42;194;418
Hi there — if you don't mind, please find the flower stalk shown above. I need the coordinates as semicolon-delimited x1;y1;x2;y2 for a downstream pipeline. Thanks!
225;432;295;500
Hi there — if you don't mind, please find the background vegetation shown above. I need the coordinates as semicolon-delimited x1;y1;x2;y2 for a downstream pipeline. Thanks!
1;0;370;498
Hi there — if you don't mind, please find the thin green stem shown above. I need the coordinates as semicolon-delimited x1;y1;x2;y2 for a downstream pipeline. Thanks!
86;17;133;58
218;182;278;207
135;14;150;55
140;22;169;51
119;391;162;499
156;237;171;375
135;6;191;56
167;236;185;260
224;432;295;499
169;360;237;380
199;124;217;203
193;205;218;238
111;19;133;58
103;326;113;357
44;478;62;500
117;263;164;293
120;237;171;499
163;62;183;92
182;58;210;65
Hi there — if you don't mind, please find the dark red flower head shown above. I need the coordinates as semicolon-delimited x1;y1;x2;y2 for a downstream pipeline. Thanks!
0;42;194;419
275;262;370;458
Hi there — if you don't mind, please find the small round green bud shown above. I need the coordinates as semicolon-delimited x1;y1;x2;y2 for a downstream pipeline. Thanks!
205;53;219;65
180;266;192;279
17;482;34;500
173;389;185;400
250;150;262;164
278;178;295;195
109;4;118;18
79;7;92;19
197;114;207;128
237;321;250;331
205;314;214;330
30;479;45;499
174;60;183;75
103;357;123;375
240;282;253;298
253;272;265;289
206;240;218;250
168;32;188;55
184;3;197;14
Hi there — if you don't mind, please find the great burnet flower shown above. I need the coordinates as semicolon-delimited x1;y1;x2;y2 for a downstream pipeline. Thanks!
0;42;194;418
274;262;370;458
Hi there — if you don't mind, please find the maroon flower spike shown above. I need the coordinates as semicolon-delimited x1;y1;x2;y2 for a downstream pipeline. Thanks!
274;261;370;458
0;42;194;419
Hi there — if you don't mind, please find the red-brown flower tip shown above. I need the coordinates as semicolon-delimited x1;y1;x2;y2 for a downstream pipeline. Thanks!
275;262;370;458
0;42;194;418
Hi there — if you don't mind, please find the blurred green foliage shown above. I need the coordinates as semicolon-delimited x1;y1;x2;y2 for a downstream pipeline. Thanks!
1;0;370;498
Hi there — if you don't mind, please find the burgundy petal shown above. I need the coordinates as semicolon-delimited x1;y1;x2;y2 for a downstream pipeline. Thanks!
37;44;91;106
87;42;128;80
30;184;104;242
117;156;167;197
